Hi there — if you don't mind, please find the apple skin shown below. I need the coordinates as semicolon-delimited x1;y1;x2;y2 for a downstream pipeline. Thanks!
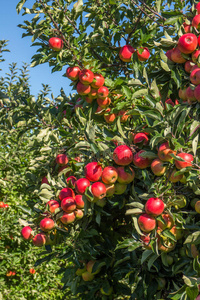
85;96;93;104
151;158;166;176
105;183;115;197
133;132;148;145
91;182;107;200
195;200;200;213
137;47;150;61
21;226;33;240
119;45;135;62
104;108;116;123
88;88;98;99
133;150;151;169
196;295;200;300
190;68;200;85
166;49;173;60
169;169;183;183
117;166;135;184
75;195;85;209
79;69;94;85
60;212;76;225
102;166;118;184
165;98;175;107
75;209;84;219
82;271;94;281
84;162;102;182
118;110;130;122
186;86;197;102
192;50;200;64
40;218;55;232
61;197;76;213
66;176;77;187
91;73;105;88
66;66;80;81
113;145;133;166
157;214;174;230
32;233;46;247
59;188;75;201
145;198;165;217
97;86;109;99
56;154;68;166
196;2;200;13
158;141;176;162
76;81;91;95
114;182;127;195
178;33;198;54
75;178;91;195
48;37;63;51
184;60;195;73
194;84;200;102
46;200;60;213
170;225;183;240
183;22;191;33
140;234;151;249
178;88;188;101
138;213;156;233
0;202;5;208
175;153;194;169
97;97;111;108
41;176;49;185
192;14;200;29
171;47;186;63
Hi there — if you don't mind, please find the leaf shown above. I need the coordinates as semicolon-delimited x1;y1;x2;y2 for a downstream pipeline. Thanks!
122;86;132;99
147;253;159;270
132;88;148;98
126;202;144;209
73;0;83;13
125;208;143;215
117;117;126;139
132;216;145;236
16;0;27;14
116;239;141;250
192;134;199;156
139;151;157;159
141;249;154;264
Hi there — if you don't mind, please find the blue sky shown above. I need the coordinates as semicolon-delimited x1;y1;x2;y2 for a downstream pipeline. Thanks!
0;2;71;97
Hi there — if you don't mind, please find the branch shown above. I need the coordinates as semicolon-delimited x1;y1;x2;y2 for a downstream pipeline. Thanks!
138;0;166;21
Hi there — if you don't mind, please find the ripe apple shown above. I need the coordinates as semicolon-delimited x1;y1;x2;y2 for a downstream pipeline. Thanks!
48;37;64;51
0;202;5;208
192;50;200;64
79;69;94;85
75;178;90;194
196;2;200;13
137;47;150;61
157;214;174;230
192;14;200;29
41;176;49;185
46;200;60;213
3;204;9;208
56;153;68;166
140;234;151;249
105;183;115;197
133;150;151;169
82;271;94;281
97;86;109;99
114;182;127;194
40;218;55;232
91;73;105;88
60;212;76;224
178;87;188;101
170;225;183;240
85;96;93;104
190;68;200;85
61;197;76;213
75;195;84;209
29;268;36;274
195;201;200;213
158;141;175;162
171;47;186;63
32;233;46;247
145;198;165;217
119;45;135;62
102;166;118;184
194;84;200;102
59;188;75;200
169;169;183;183
118;110;130;123
183;22;191;33
66;176;77;187
84;162;102;182
75;209;84;219
117;166;135;184
175;153;194;169
186;86;196;102
177;33;198;54
151;158;166;176
113;145;133;166
165;49;173;60
66;66;80;81
138;213;156;233
88;88;98;99
184;60;195;73
76;81;91;95
165;98;175;107
95;105;105;115
21;226;33;240
91;182;106;200
97;97;111;108
133;132;148;145
104;108;116;123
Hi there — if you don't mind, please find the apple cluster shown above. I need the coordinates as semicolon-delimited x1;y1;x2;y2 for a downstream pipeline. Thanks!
0;201;9;209
75;260;101;282
119;45;150;62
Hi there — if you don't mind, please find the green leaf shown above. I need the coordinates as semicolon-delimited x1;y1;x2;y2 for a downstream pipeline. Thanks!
125;208;143;215
122;86;132;99
192;134;199;156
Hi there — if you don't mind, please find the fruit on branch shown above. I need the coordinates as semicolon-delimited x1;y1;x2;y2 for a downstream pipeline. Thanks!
66;66;80;81
97;86;109;99
3;204;9;208
118;110;130;122
105;183;115;197
0;202;7;208
175;153;194;169
196;2;200;13
85;96;93;104
177;33;198;54
151;158;166;176
59;188;75;200
114;182;127;195
66;176;77;187
137;47;150;61
178;88;188;101
186;86;196;102
21;226;33;240
165;98;175;107
48;37;64;51
192;50;200;63
184;60;195;73
75;195;84;209
169;169;183;183
195;200;200;213
133;150;151;169
77;82;91;95
97;97;111;108
82;271;94;281
170;225;183;240
173;195;187;209
158;238;176;253
133;132;148;145
113;145;133;166
183;22;191;33
194;84;200;101
32;233;46;247
91;182;107;200
165;49;173;60
75;178;91;194
60;212;76;224
46;200;60;213
40;218;55;232
140;234;151;249
75;209;84;219
56;154;68;166
157;214;174;230
91;73;105;88
86;260;101;274
190;68;200;85
119;45;135;62
117;166;135;184
145;198;165;217
61;197;76;213
41;176;49;185
138;213;156;233
102;166;118;184
84;162;102;182
192;14;200;30
170;47;186;63
79;69;94;85
158;141;175;162
104;108;116;123
88;88;98;99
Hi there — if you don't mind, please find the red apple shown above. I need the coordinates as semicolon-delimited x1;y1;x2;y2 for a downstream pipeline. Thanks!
119;45;135;62
60;212;76;224
102;166;118;184
137;47;150;62
117;166;135;184
140;234;151;249
97;86;109;99
118;110;130;123
75;195;84;209
104;108;116;123
95;106;105;115
177;33;198;54
192;14;200;29
88;88;98;99
75;209;84;219
158;142;176;162
97;97;111;108
3;204;9;208
48;37;63;51
56;153;68;166
91;73;105;88
183;22;191;33
32;233;46;247
0;202;5;208
190;68;200;85
79;69;94;85
186;86;196;102
138;213;156;233
41;176;49;185
105;183;115;197
133;150;151;169
196;2;200;13
66;176;77;187
192;50;200;64
166;49;173;61
40;218;55;232
85;96;93;104
91;182;106;200
84;162;102;182
194;84;200;102
178;87;188;101
184;60;195;73
46;200;60;213
151;158;166;176
169;169;183;183
145;198;165;217
75;178;90;194
157;214;174;230
114;182;127;195
175;153;194;169
171;47;186;63
59;188;75;201
165;98;175;107
133;132;148;145
77;81;91;95
21;226;33;240
113;145;133;166
61;197;76;213
66;66;80;81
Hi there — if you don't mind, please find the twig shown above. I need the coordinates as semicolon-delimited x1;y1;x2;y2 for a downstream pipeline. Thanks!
127;12;143;43
138;0;166;21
